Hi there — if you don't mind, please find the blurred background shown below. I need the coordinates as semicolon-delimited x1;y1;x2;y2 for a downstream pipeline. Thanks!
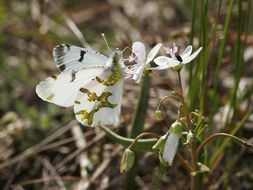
0;0;252;189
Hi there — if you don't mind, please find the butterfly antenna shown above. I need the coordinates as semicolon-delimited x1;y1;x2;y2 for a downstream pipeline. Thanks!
122;46;132;54
101;33;112;53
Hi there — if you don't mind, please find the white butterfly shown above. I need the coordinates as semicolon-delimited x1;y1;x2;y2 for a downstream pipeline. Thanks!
36;44;125;127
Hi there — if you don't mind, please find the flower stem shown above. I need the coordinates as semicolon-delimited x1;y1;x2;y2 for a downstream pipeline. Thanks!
157;95;180;110
177;70;198;190
196;133;253;157
128;132;160;150
176;153;193;173
190;141;198;190
151;71;182;96
177;70;183;96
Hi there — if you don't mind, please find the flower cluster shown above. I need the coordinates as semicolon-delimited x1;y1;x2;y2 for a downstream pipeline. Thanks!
127;42;202;82
124;41;202;167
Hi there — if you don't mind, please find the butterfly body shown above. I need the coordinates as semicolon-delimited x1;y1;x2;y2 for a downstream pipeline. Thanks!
36;44;124;127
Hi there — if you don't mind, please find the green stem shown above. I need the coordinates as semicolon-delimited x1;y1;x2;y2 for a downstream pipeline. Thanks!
128;133;160;150
210;0;234;119
126;73;151;189
157;95;180;110
197;133;253;157
176;153;193;173
177;70;198;190
189;0;197;82
210;109;253;165
151;71;181;95
99;125;158;152
130;73;151;138
190;141;198;190
177;70;183;96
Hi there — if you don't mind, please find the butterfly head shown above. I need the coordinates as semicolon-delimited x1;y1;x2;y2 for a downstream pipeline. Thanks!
106;49;124;69
112;48;122;63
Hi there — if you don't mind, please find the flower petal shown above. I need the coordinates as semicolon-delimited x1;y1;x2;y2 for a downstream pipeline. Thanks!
163;133;180;166
182;47;203;64
154;56;180;67
132;65;144;83
149;64;172;70
180;46;192;60
132;42;146;63
146;43;162;64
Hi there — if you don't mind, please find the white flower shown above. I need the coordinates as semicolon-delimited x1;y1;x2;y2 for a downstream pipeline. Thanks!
150;43;202;70
163;132;181;166
162;120;183;166
128;42;162;83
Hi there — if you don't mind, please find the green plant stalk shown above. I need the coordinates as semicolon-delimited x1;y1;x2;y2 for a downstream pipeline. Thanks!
126;73;151;189
99;125;158;152
178;71;198;190
128;132;160;150
224;0;243;187
209;0;234;121
207;0;234;175
197;132;253;157
200;1;223;186
199;0;208;122
210;109;253;166
129;73;151;138
191;141;198;190
151;164;166;190
189;0;197;82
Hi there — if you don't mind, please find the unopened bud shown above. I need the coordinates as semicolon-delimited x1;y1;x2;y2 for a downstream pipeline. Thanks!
155;109;165;121
190;162;210;176
152;134;167;151
171;91;177;96
184;130;197;144
170;120;183;135
198;162;210;173
120;148;135;173
159;152;169;167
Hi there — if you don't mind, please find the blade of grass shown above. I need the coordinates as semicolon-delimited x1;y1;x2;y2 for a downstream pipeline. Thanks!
126;73;151;189
189;0;197;82
209;0;235;121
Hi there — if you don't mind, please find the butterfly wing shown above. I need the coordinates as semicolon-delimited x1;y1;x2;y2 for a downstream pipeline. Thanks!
53;44;108;72
36;66;107;107
74;71;124;127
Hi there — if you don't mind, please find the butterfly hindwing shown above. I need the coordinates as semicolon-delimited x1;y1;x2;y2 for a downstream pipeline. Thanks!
74;71;124;127
53;44;108;72
36;66;107;107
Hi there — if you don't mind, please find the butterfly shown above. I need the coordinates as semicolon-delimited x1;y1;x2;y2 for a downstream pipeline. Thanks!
36;44;125;127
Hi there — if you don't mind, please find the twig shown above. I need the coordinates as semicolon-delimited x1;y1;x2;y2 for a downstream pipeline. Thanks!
12;176;96;188
42;158;66;190
50;1;92;49
71;125;90;190
55;132;105;170
0;121;77;170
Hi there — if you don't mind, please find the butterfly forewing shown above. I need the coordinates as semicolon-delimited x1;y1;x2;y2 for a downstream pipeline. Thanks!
36;66;108;107
53;44;108;72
